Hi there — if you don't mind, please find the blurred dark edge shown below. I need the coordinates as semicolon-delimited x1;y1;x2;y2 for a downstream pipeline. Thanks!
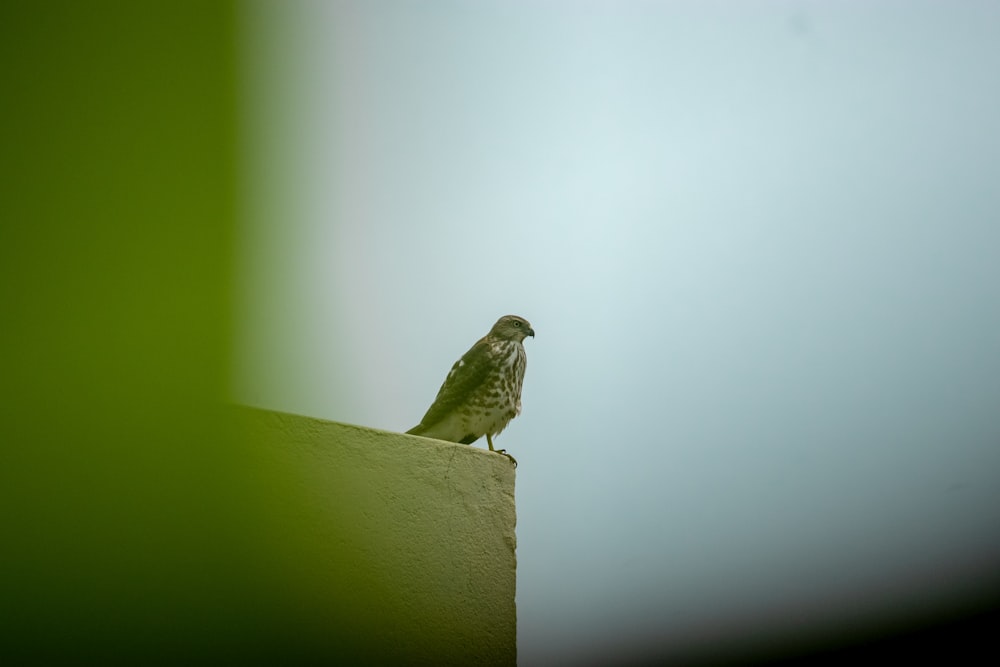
620;596;1000;666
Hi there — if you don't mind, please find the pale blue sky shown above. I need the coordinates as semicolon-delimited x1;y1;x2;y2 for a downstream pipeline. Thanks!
238;1;1000;662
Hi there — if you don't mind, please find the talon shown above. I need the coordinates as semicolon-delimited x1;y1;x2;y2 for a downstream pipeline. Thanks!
496;449;518;468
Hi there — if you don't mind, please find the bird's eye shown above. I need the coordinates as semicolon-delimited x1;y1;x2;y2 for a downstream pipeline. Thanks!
513;321;520;327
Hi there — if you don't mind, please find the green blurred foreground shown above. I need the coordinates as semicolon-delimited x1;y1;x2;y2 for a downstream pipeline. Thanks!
0;4;387;661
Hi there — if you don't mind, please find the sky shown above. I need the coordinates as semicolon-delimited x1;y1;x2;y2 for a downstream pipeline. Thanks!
237;1;1000;663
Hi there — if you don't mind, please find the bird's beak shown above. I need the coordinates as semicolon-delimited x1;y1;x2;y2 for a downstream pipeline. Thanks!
527;327;535;338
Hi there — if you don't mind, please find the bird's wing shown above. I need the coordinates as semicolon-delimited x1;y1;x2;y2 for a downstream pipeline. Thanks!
412;337;493;430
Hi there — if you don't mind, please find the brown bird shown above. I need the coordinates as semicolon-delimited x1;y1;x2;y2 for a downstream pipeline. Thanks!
407;315;534;466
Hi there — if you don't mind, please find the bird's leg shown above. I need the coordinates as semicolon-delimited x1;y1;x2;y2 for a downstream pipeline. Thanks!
487;433;517;467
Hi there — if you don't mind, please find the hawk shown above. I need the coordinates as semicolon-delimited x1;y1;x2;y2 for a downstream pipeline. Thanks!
407;315;534;466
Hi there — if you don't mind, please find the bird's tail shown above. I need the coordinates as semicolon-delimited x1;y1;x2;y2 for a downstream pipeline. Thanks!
405;424;425;435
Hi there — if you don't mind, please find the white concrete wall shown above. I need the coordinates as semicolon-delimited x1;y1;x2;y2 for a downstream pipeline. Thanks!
238;407;517;665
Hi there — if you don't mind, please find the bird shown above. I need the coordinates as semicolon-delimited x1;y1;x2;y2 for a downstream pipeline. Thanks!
407;315;534;466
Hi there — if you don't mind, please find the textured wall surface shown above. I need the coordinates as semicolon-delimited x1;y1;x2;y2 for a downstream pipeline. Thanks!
238;407;517;665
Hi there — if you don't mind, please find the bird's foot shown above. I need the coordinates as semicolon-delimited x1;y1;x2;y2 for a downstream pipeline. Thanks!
495;449;517;468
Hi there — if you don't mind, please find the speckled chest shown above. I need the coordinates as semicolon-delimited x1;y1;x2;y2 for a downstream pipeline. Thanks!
461;340;526;430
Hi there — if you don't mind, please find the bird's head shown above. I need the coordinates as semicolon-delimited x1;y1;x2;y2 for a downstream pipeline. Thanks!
491;314;535;342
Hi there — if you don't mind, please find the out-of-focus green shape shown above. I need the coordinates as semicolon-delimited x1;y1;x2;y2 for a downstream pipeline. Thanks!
0;2;248;658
